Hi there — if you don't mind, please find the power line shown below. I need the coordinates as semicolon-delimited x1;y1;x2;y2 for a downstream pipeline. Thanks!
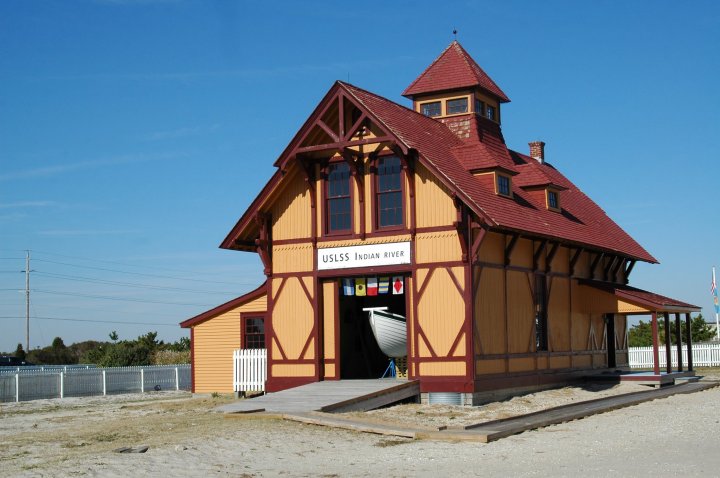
0;316;179;326
33;258;251;286
31;249;252;282
32;289;214;307
33;271;237;295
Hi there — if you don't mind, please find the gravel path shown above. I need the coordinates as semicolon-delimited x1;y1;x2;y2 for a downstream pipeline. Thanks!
2;384;719;477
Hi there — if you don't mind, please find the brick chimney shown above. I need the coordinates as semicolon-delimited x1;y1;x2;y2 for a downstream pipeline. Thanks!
529;141;545;163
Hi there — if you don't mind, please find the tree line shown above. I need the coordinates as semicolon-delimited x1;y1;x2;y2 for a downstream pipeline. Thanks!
4;331;190;367
628;313;715;347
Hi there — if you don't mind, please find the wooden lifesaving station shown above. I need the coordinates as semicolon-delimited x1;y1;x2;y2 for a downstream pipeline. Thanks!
181;41;699;404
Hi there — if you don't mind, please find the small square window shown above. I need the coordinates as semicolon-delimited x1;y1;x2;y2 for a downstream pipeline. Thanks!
486;105;496;121
548;190;559;210
497;174;511;196
447;98;468;115
421;101;441;117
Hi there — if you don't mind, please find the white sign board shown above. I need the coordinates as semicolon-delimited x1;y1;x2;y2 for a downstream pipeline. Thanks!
317;241;411;271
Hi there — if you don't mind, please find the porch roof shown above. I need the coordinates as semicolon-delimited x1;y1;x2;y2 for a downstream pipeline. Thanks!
578;279;701;314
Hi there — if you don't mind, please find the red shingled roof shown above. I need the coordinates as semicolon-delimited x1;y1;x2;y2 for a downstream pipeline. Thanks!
402;41;510;102
340;82;656;263
579;280;700;312
180;282;267;328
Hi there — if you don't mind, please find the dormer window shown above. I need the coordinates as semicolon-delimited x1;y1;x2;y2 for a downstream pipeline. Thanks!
447;97;468;115
475;99;485;116
547;189;560;211
496;173;511;197
421;101;441;117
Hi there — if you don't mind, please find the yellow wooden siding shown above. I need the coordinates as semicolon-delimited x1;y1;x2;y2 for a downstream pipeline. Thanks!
272;277;314;360
475;358;505;374
616;315;628;349
417;267;465;358
414;162;456;228
591;315;606;350
319;234;411;249
414;232;463;264
324;363;336;378
477;232;504;263
271;364;315;377
506;271;534;353
508;357;535;372
549;356;571;369
510;238;533;269
322;280;336;361
475;267;506;355
193;311;240;394
548;277;570;351
574;250;591;278
573;354;592;368
192;293;267;394
419;361;466;376
270;169;311;241
272;244;314;274
552;246;569;274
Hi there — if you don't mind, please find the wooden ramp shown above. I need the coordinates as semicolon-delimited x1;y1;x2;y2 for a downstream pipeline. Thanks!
217;379;419;414
282;381;718;443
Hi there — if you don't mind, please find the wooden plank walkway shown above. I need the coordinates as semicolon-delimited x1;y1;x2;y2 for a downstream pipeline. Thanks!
217;379;419;414
281;381;719;443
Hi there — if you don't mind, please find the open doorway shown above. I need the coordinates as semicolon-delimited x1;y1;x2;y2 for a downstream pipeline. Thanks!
338;290;406;379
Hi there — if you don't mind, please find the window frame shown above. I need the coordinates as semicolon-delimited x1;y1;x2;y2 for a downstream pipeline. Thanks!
446;97;469;115
323;159;354;236
241;313;266;350
475;98;485;116
495;172;512;198
373;154;405;231
420;101;442;117
486;104;496;122
546;189;561;212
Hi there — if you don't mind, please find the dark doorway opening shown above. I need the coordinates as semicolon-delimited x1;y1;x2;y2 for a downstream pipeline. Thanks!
338;291;406;379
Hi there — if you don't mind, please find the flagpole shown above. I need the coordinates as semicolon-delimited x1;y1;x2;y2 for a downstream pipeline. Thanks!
715;267;719;340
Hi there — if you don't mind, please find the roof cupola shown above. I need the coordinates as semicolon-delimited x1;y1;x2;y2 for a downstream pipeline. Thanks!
402;41;509;125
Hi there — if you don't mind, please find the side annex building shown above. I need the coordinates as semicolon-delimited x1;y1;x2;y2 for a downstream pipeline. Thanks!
181;41;699;403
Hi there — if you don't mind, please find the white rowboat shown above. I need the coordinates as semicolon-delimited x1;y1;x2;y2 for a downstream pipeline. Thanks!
363;307;407;358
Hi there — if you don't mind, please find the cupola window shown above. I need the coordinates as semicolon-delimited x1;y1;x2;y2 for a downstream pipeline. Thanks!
486;105;496;121
421;101;441;117
475;99;485;116
447;97;468;115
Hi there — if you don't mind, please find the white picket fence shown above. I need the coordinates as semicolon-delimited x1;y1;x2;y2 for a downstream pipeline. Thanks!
629;343;720;368
0;364;191;403
233;348;267;393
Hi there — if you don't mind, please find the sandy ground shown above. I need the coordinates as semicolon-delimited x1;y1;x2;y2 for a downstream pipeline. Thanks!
2;381;720;477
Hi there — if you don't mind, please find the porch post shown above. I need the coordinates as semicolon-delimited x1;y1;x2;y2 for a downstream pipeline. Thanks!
664;312;672;373
674;313;683;372
651;312;660;375
685;312;693;371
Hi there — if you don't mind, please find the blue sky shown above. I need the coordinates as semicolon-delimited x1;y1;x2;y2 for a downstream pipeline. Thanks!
1;0;719;352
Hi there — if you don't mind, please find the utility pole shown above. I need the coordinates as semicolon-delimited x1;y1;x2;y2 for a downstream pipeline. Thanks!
25;250;30;351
